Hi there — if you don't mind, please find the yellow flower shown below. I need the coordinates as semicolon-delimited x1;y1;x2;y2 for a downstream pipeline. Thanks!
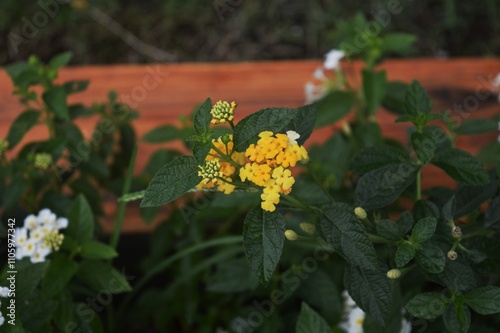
211;100;236;124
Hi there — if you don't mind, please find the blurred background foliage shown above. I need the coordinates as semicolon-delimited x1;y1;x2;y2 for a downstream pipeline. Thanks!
1;0;499;66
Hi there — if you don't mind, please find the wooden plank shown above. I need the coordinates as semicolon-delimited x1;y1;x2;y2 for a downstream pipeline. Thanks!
1;58;499;232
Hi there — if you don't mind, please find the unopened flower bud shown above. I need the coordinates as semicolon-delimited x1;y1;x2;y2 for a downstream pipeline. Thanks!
0;139;9;154
34;153;52;170
221;134;231;144
299;223;316;235
341;122;352;137
451;226;462;238
386;269;401;279
284;230;298;241
354;207;367;220
447;250;458;261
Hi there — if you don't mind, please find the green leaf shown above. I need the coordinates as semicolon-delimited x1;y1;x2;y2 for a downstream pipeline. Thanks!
233;107;297;152
416;243;445;273
15;261;49;301
344;264;392;326
485;196;500;229
465;286;500;315
282;104;316;145
206;258;259;293
456;118;499;135
350;145;409;173
432;258;478;292
141;156;202;207
53;290;73;331
192;142;212;164
63;80;90;94
77;260;132;293
243;207;286;284
362;69;387;115
396;242;416;267
6;110;40;149
81;241;118;259
296;302;333;333
411;131;436;165
41;253;79;297
406;292;448;320
382;81;407;115
411;217;437;243
355;163;419;210
397;211;414;234
43;85;69;120
314;91;355;127
382;33;416;55
142;124;182;143
442;195;456;223
320;203;378;270
443;300;471;333
48;51;72;69
193;98;213;134
376;219;404;241
353;121;383;147
66;194;95;244
432;148;489;185
404;80;432;115
455;182;499;218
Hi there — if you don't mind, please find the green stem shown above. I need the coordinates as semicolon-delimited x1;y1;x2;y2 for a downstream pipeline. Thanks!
368;234;394;244
281;194;314;211
110;145;137;249
117;235;242;316
416;169;422;201
210;144;240;169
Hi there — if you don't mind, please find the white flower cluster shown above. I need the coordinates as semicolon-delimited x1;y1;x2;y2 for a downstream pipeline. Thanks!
305;49;345;104
0;286;10;326
16;209;68;263
339;291;412;333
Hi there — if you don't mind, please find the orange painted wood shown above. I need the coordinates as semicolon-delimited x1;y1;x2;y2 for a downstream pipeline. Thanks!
1;58;499;232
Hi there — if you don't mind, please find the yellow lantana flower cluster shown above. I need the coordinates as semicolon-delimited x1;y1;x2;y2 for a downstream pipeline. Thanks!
239;131;308;212
197;135;245;194
210;100;236;124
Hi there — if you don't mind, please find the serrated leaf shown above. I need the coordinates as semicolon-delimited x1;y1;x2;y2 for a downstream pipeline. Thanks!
320;203;378;270
454;181;499;218
442;195;456;223
243;208;286;284
404;80;432;115
350;145;409;173
382;33;416;54
206;258;259;293
15;260;49;301
141;156;202;207
411;217;437;243
396;242;416;267
41;254;79;297
314;90;355;127
432;258;478;292
432;148;489;185
376;219;404;241
355;163;419;210
415;243;445;273
192;142;212;164
233;107;297;152
296;302;333;333
77;260;132;293
411;131;436;165
193;98;212;134
397;211;414;234
344;264;392;326
485;196;500;229
456;118;499;135
362;69;387;115
465;286;500;315
406;292;448;320
443;301;471;333
81;241;118;260
43;85;69;120
282;104;316;145
63;80;90;94
382;81;407;115
6;110;40;149
66;194;94;244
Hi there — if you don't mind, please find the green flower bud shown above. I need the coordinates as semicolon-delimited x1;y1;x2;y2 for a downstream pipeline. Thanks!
386;269;401;279
354;207;367;220
299;223;316;235
34;153;53;170
447;250;458;261
451;226;462;239
284;230;298;241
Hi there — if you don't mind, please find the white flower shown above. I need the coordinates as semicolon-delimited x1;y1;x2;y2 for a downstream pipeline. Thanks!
16;228;28;246
401;318;412;333
31;247;51;263
304;82;327;104
0;312;4;326
0;287;9;298
55;217;69;229
286;131;301;145
347;307;365;333
324;49;345;70
342;290;357;308
21;239;37;257
30;227;45;244
313;67;326;80
38;209;56;226
24;214;39;229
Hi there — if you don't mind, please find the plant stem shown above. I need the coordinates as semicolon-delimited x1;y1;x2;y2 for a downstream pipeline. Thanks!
210;144;240;169
110;145;137;249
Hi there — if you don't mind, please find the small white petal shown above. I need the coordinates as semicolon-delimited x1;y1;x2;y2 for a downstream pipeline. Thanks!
286;130;301;145
55;217;69;229
313;67;326;80
24;214;38;229
0;287;10;298
324;49;345;70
